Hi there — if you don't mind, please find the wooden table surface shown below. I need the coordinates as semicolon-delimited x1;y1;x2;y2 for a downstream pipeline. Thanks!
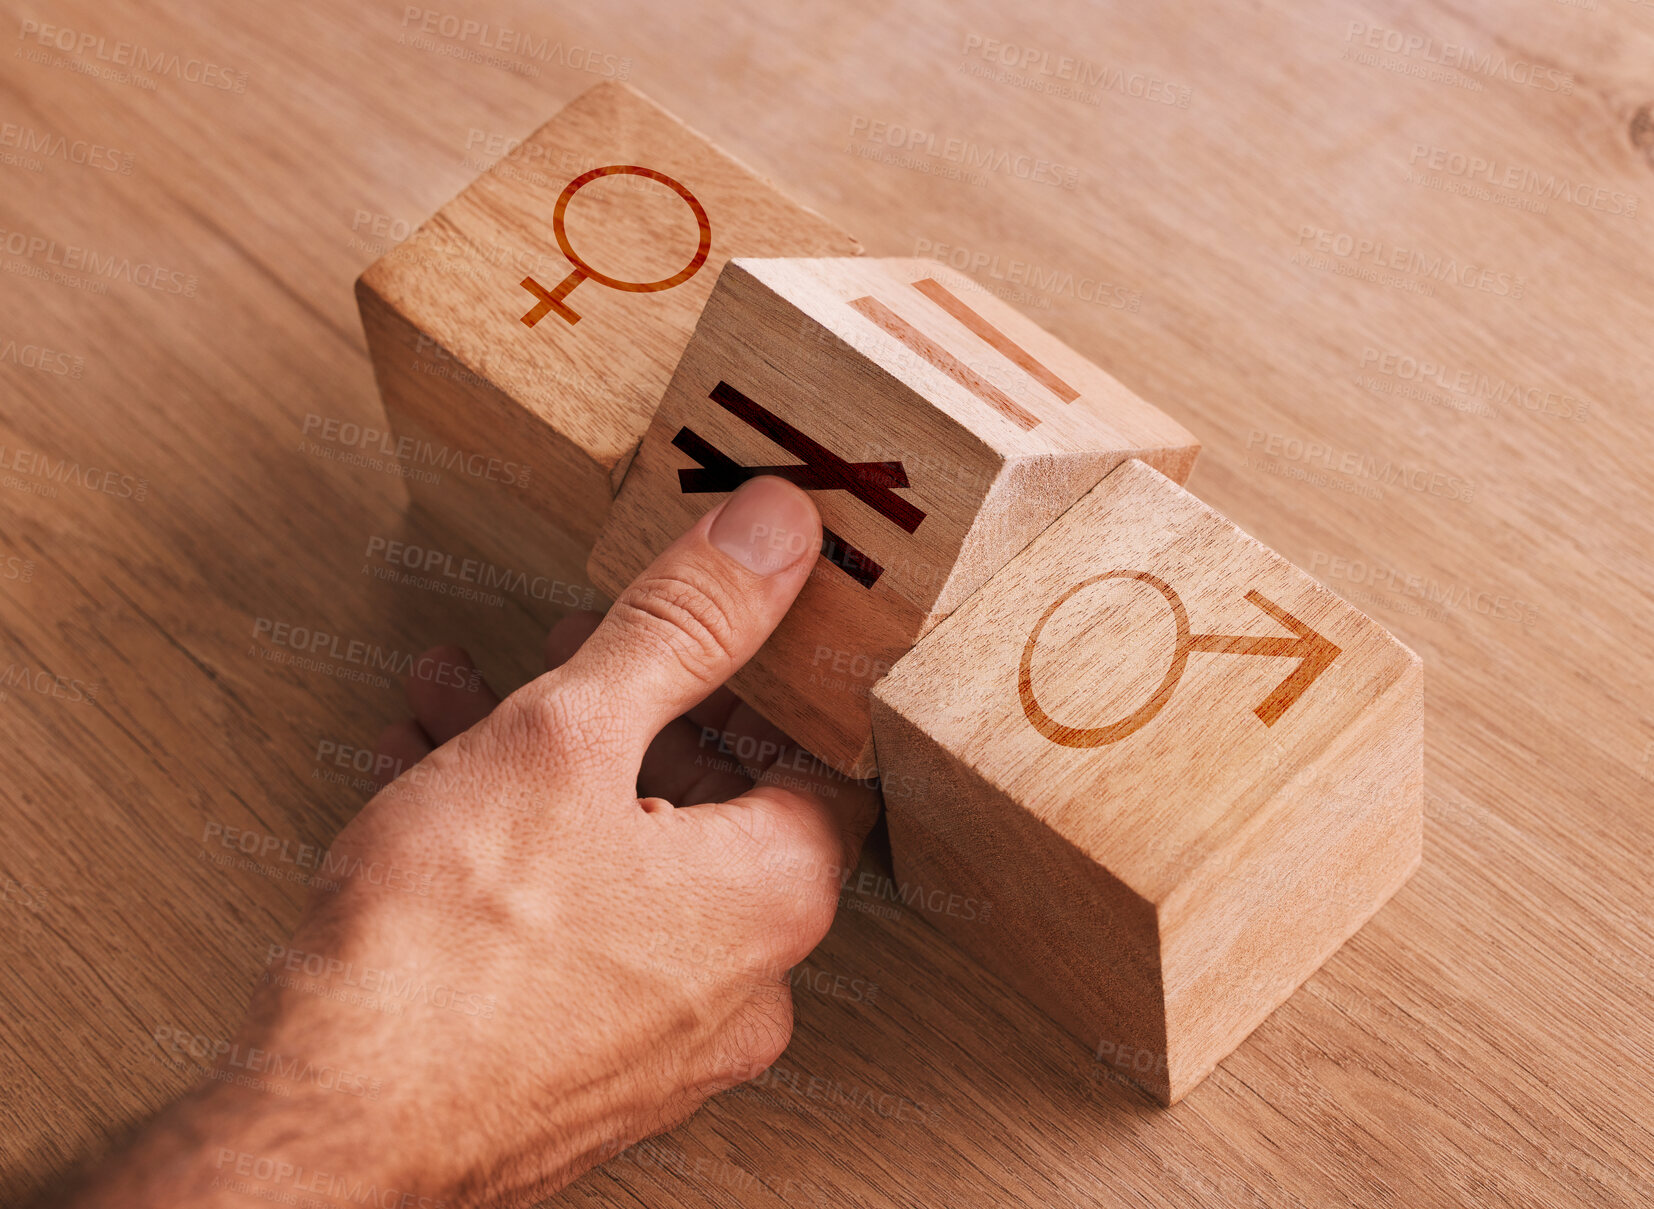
3;0;1651;1205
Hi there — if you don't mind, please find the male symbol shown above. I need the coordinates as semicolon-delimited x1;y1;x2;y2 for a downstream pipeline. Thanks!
1019;570;1342;747
673;380;926;588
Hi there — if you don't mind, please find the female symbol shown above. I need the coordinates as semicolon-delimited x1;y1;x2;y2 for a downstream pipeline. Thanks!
519;165;712;327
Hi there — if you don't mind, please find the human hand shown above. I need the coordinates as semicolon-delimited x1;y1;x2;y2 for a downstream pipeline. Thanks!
63;476;881;1209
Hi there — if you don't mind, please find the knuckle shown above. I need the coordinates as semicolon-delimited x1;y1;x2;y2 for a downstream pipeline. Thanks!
714;806;794;885
778;873;842;951
499;683;583;745
776;860;845;950
612;568;743;686
698;806;842;967
738;814;843;949
490;678;627;771
716;990;794;1084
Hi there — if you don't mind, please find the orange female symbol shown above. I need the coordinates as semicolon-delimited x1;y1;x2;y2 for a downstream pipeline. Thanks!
519;165;712;327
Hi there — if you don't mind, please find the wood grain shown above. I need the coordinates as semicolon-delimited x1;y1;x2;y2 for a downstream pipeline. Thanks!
588;257;1196;774
1;0;1651;1206
872;457;1424;1104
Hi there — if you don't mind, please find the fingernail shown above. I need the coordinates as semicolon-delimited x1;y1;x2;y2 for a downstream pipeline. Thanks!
708;476;820;576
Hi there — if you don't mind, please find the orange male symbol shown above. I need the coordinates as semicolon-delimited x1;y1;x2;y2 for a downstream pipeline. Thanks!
520;165;712;327
1019;570;1341;748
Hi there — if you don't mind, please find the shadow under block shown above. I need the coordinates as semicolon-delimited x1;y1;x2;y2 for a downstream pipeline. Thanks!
587;258;1201;776
354;82;860;605
870;459;1423;1104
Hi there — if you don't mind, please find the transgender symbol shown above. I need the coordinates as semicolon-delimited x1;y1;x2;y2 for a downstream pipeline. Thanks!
520;165;711;327
1019;570;1341;748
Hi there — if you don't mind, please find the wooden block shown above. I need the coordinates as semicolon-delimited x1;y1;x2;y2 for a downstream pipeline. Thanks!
587;258;1200;775
354;82;860;606
870;458;1423;1104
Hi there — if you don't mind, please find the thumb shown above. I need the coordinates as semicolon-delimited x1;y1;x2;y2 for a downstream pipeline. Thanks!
564;475;821;758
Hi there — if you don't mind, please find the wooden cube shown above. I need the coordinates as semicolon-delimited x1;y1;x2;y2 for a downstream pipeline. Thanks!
870;459;1423;1104
354;83;859;602
586;258;1200;775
